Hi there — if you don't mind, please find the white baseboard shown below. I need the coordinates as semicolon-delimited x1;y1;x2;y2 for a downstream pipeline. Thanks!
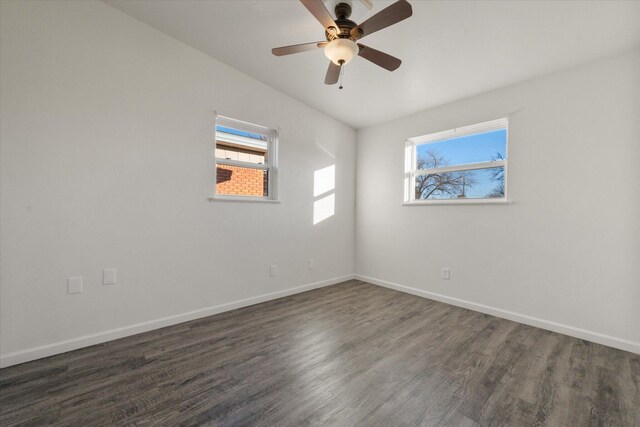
0;274;354;368
4;273;636;368
356;274;640;355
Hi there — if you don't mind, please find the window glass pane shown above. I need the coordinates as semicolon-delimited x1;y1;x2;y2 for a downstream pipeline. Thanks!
415;166;504;200
216;125;268;141
216;165;268;197
215;125;268;165
416;129;506;169
215;143;266;165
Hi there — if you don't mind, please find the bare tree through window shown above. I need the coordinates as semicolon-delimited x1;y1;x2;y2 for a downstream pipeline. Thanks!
486;152;505;198
415;150;479;199
407;119;508;202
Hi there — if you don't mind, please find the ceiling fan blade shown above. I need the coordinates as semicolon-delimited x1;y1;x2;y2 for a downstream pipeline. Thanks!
357;44;402;71
324;62;341;85
350;0;412;40
300;0;339;33
272;42;326;56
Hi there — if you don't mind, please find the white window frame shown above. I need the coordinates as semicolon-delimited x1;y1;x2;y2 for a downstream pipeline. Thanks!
404;118;508;205
211;114;279;203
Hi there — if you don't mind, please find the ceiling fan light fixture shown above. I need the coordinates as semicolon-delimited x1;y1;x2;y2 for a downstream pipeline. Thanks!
324;38;359;65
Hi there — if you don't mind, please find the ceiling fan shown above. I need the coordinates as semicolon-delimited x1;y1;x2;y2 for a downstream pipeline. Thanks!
272;0;412;88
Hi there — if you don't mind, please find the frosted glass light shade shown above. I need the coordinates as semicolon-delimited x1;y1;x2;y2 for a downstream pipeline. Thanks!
323;39;359;65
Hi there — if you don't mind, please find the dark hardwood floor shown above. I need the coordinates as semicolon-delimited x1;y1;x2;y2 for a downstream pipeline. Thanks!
1;280;638;426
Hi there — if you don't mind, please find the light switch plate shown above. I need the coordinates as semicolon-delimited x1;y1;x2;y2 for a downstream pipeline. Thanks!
68;276;83;294
270;265;277;276
441;268;451;280
103;268;117;285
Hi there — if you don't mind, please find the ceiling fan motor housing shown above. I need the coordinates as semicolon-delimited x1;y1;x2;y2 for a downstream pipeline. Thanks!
325;2;361;41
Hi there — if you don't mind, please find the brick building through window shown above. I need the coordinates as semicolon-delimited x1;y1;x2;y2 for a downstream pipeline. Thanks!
213;117;277;200
215;142;268;197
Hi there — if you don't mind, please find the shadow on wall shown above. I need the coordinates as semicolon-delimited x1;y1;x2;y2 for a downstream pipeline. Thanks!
314;164;335;225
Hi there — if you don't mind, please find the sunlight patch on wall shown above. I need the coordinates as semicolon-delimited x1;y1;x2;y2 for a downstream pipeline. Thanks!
313;165;336;225
313;194;335;225
314;165;335;197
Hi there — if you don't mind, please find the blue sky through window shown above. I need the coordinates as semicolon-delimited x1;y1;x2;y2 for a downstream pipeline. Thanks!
416;129;506;166
216;125;267;141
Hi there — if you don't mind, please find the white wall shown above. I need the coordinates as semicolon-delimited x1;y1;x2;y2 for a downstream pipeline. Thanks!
0;0;356;366
356;50;640;353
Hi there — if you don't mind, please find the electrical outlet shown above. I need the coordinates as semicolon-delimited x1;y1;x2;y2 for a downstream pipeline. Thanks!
308;258;315;269
441;268;451;280
68;276;83;294
103;268;117;285
270;265;277;276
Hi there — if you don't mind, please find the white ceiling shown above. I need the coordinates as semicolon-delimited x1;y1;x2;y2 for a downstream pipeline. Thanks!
105;0;640;129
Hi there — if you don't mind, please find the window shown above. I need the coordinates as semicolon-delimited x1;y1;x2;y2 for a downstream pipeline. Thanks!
405;118;508;204
213;115;278;201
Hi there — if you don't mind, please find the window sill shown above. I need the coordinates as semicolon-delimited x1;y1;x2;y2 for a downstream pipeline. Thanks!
208;196;280;204
403;199;510;206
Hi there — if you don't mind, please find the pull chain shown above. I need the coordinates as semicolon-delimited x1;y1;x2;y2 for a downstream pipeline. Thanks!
339;63;345;90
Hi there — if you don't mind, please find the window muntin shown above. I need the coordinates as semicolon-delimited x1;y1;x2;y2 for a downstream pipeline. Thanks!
213;115;277;201
406;118;507;203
